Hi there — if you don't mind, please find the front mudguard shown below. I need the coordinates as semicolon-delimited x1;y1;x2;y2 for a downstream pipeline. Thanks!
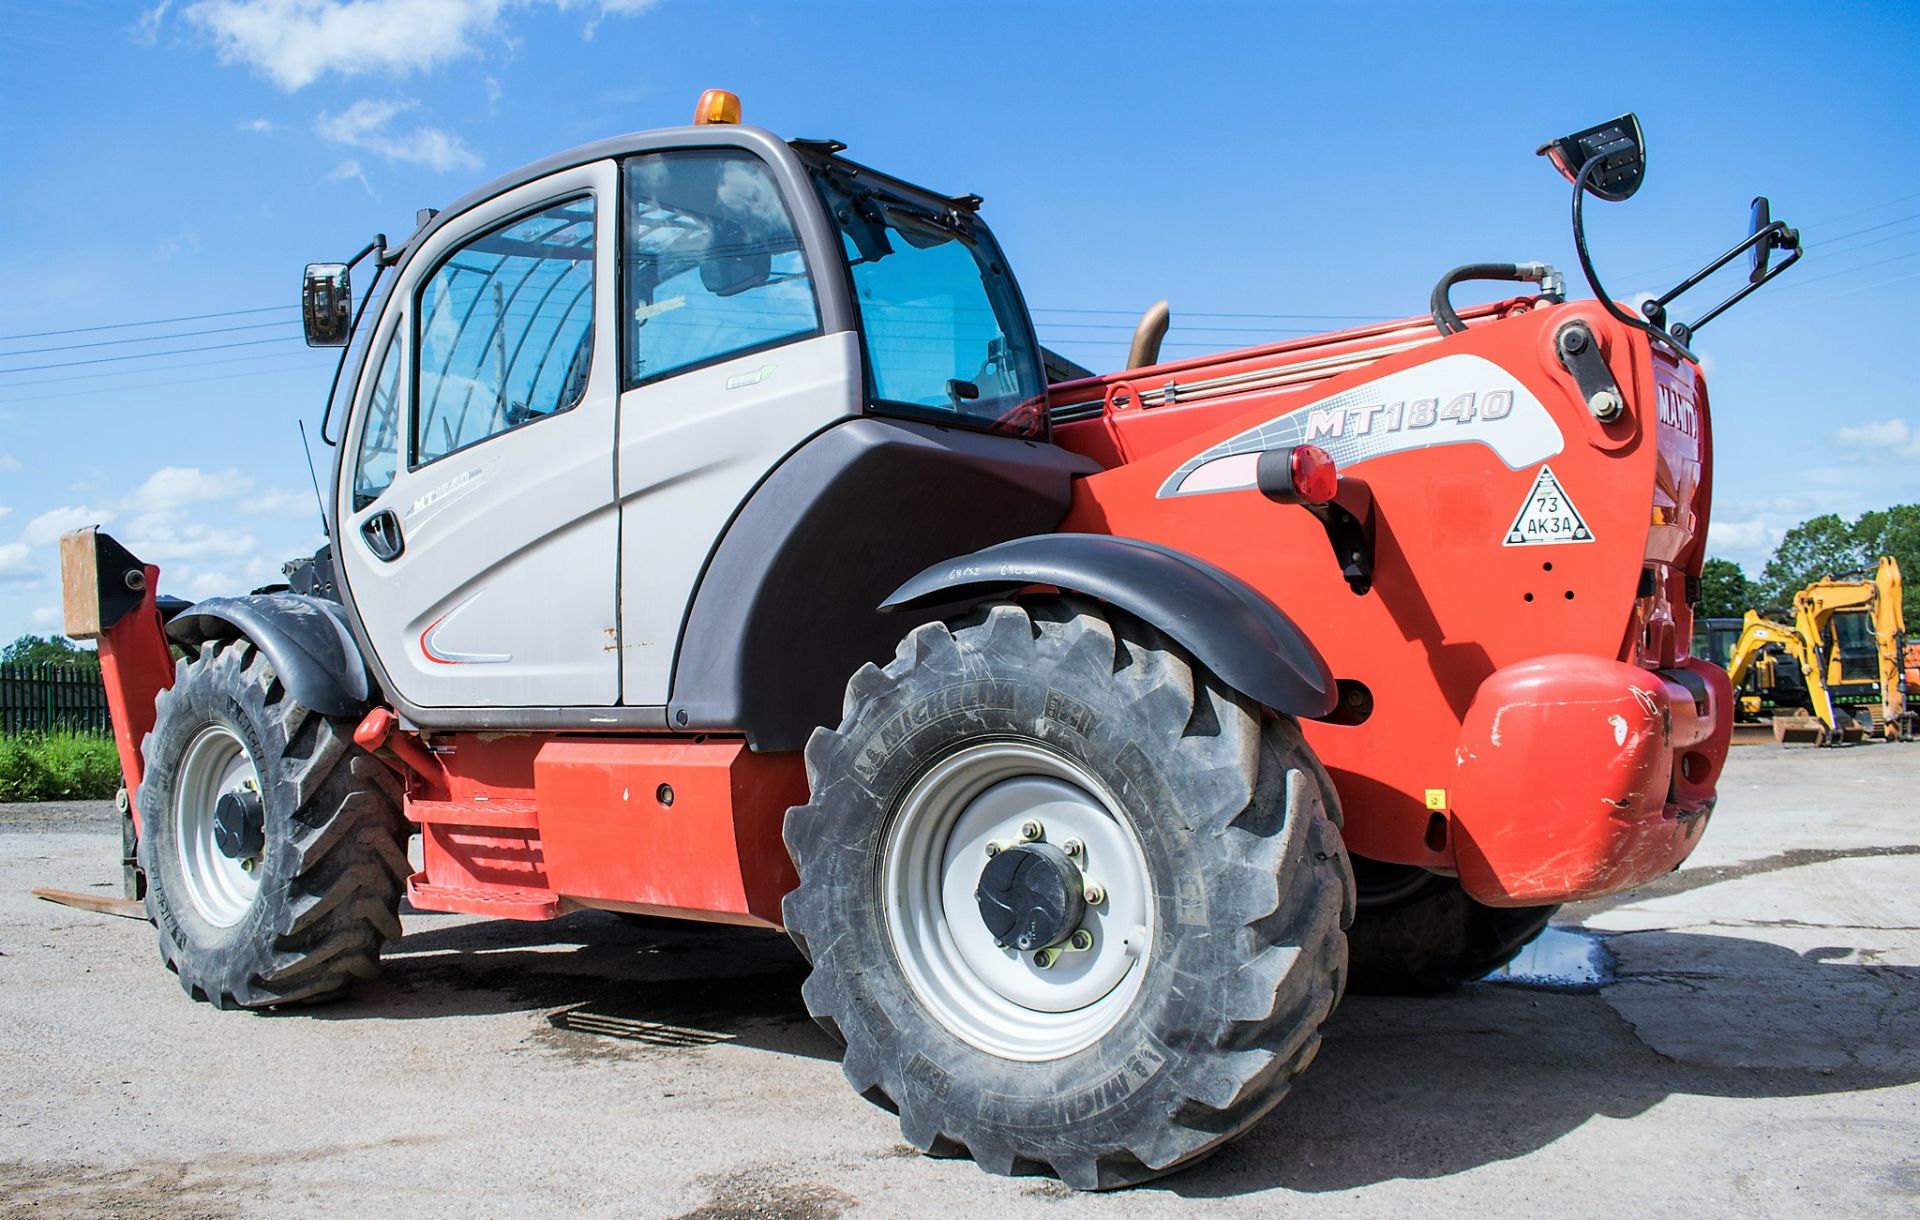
166;594;374;721
1449;655;1732;906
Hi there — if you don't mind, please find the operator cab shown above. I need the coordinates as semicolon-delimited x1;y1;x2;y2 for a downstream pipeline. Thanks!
304;90;1058;724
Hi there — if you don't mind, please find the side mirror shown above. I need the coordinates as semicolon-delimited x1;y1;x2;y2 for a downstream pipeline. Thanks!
1748;196;1773;283
1538;113;1646;202
302;262;353;347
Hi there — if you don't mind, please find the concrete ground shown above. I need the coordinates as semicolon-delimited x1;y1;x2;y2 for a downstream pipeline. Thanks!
2;747;1915;1218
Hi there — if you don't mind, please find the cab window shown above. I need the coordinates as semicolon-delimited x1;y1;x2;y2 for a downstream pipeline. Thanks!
622;151;819;387
352;330;403;509
414;196;596;466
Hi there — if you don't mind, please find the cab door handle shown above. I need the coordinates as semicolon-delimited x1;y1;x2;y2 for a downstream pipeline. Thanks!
361;509;405;561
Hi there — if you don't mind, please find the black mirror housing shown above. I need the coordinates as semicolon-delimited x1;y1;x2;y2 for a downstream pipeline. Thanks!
1748;197;1773;283
302;262;353;347
1538;113;1646;202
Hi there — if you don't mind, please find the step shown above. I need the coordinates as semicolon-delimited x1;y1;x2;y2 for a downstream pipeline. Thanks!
406;874;561;921
405;797;540;829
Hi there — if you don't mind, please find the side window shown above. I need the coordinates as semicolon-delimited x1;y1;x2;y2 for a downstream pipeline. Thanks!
351;331;403;510
415;197;595;466
623;151;819;387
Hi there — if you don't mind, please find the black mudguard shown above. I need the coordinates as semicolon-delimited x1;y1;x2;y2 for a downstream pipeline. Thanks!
883;533;1338;720
166;594;374;721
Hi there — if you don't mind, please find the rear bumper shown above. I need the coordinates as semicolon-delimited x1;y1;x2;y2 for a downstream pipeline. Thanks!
1449;654;1732;907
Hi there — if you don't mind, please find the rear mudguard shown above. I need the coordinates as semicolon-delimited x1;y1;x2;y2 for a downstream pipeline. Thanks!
166;594;374;721
883;533;1338;720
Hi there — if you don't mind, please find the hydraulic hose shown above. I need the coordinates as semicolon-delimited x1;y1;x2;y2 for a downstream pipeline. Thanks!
1430;262;1563;336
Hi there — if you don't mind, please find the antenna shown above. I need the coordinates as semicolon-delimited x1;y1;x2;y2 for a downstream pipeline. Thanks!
297;419;330;539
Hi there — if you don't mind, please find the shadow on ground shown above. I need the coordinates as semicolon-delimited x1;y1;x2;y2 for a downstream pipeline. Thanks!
289;906;1920;1196
310;909;838;1063
1171;930;1919;1197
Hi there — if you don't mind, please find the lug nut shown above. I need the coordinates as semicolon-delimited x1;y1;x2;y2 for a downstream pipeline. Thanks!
1062;838;1084;857
1068;929;1094;952
1033;948;1057;969
1020;820;1043;842
1083;883;1106;905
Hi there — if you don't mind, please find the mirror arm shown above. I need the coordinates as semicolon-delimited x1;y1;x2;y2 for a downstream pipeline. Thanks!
1652;221;1791;312
317;244;391;448
1673;241;1802;342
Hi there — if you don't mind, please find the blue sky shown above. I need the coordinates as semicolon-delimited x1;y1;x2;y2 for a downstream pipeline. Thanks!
1;0;1915;643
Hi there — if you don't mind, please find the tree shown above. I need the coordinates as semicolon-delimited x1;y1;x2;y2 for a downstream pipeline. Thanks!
1756;503;1920;609
1851;503;1920;590
1758;514;1862;609
1;633;97;668
1697;558;1757;618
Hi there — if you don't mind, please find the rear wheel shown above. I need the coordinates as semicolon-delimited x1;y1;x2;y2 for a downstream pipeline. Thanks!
1343;858;1555;994
138;639;408;1008
784;598;1353;1189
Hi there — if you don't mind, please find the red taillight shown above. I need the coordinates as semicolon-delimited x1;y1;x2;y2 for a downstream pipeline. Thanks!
1290;445;1338;505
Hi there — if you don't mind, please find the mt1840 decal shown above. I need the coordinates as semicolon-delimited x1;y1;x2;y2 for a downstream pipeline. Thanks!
1158;354;1565;498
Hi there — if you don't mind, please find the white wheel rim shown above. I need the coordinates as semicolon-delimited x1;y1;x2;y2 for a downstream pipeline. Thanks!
882;741;1154;1062
173;724;263;928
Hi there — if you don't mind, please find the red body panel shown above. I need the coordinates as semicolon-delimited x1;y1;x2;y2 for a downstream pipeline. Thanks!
1048;301;1722;904
399;734;805;927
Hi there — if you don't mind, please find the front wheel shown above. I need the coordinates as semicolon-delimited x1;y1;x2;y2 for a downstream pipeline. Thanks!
784;598;1353;1190
138;639;408;1008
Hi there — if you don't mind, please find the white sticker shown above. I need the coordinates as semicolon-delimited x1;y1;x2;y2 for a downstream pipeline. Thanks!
1503;465;1593;546
1158;354;1565;499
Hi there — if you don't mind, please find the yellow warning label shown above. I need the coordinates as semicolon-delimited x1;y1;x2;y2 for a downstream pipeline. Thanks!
1424;788;1448;811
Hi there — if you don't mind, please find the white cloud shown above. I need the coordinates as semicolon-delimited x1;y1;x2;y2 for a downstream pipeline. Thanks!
30;607;63;629
126;466;250;513
0;507;9;521
326;159;378;198
316;97;480;173
243;488;320;517
0;543;40;586
23;505;116;546
0;455;21;471
241;116;276;133
1832;417;1920;457
133;1;173;45
182;0;653;91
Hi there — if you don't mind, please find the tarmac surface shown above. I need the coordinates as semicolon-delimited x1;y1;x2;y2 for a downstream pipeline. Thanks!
2;746;1915;1217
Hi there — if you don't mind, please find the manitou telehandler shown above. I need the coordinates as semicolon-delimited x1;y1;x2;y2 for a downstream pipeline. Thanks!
62;97;1801;1189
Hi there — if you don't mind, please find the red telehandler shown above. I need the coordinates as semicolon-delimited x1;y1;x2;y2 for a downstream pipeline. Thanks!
62;97;1799;1189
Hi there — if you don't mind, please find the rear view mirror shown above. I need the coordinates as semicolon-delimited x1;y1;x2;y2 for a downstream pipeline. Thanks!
1538;113;1646;202
1748;197;1773;283
302;262;353;347
699;250;772;297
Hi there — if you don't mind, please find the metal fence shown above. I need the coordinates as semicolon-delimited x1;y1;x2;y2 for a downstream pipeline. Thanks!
0;663;112;735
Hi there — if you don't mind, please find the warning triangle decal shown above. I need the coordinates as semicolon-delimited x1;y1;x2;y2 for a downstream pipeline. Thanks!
1502;465;1594;547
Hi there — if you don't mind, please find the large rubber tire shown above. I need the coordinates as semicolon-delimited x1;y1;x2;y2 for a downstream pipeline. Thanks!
138;638;408;1009
784;598;1354;1190
1344;862;1555;994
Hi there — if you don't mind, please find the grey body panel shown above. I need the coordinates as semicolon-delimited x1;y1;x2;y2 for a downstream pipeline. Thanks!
884;534;1339;720
670;418;1098;750
167;595;374;721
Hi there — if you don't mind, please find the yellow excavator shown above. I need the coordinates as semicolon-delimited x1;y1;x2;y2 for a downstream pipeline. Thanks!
1723;556;1911;744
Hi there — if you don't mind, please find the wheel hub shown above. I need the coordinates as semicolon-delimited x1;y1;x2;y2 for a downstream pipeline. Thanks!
213;789;266;860
882;741;1155;1061
975;841;1085;952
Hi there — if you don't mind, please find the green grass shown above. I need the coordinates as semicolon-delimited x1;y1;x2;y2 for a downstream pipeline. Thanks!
0;732;123;802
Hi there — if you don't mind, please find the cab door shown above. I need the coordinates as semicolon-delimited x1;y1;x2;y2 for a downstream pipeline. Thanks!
612;147;859;705
335;161;621;712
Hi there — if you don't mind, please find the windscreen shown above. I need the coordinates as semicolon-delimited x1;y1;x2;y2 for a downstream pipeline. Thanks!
812;168;1045;438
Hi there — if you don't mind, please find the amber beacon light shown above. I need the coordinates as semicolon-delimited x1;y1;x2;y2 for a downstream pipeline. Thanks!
694;89;742;125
